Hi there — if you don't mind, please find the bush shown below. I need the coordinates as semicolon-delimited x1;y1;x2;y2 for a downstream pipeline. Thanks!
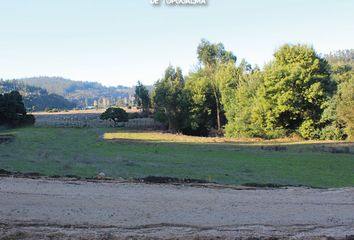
100;107;128;126
299;120;320;140
320;124;346;140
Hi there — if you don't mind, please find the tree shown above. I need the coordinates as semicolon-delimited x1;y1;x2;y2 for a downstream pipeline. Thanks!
100;107;128;126
134;81;150;113
0;91;35;127
254;44;335;139
324;49;354;140
184;70;214;136
196;39;237;133
336;78;354;140
153;66;188;132
221;66;263;137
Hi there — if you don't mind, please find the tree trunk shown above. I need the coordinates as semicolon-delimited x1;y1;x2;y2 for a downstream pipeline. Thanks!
208;66;221;133
212;79;221;133
213;88;221;132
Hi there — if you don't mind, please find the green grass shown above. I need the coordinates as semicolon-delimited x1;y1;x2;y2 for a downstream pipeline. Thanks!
0;127;354;188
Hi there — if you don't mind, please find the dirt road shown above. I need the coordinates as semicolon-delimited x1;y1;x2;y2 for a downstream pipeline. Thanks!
1;177;354;239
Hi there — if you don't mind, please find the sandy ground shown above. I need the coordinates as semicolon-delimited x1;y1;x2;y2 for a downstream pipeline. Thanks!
1;177;354;239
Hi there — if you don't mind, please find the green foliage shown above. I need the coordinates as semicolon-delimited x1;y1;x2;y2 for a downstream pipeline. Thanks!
151;42;352;140
336;77;354;140
0;91;35;127
153;66;188;132
253;44;335;139
134;81;150;113
197;39;237;67
223;67;264;137
322;49;354;140
298;119;319;139
194;39;237;132
100;107;128;126
183;70;214;136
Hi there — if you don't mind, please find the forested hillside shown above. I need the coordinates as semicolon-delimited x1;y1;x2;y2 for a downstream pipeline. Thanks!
0;80;76;111
17;77;135;107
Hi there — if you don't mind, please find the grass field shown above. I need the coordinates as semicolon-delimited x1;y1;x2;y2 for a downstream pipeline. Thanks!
1;126;354;188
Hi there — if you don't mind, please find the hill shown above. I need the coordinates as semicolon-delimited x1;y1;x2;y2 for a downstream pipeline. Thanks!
17;77;135;108
0;80;76;111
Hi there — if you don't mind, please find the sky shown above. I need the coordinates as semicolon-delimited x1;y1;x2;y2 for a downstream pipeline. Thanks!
0;0;353;87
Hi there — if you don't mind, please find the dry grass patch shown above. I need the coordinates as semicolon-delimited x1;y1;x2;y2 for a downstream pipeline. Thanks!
103;131;352;145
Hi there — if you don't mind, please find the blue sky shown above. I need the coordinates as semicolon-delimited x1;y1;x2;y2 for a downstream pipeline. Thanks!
0;0;353;86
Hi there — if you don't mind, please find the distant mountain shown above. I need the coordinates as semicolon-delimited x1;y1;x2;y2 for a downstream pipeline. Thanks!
16;77;135;108
0;80;76;111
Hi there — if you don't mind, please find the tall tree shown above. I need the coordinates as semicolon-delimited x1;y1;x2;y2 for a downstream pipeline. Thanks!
196;39;237;132
134;81;150;113
325;49;354;140
255;44;335;139
336;78;354;140
153;66;188;132
220;65;263;137
184;70;214;136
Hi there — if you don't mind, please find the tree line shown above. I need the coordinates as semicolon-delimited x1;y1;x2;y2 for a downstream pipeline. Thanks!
135;40;353;140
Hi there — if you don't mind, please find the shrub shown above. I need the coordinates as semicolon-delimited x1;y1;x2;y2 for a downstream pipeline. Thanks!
100;107;128;126
299;120;319;140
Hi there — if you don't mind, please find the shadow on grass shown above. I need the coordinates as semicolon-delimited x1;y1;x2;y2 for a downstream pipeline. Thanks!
106;138;354;154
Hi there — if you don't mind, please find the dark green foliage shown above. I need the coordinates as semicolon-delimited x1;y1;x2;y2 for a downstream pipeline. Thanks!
19;114;36;126
100;107;128;126
0;91;35;127
134;81;150;113
127;111;149;119
153;66;189;132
